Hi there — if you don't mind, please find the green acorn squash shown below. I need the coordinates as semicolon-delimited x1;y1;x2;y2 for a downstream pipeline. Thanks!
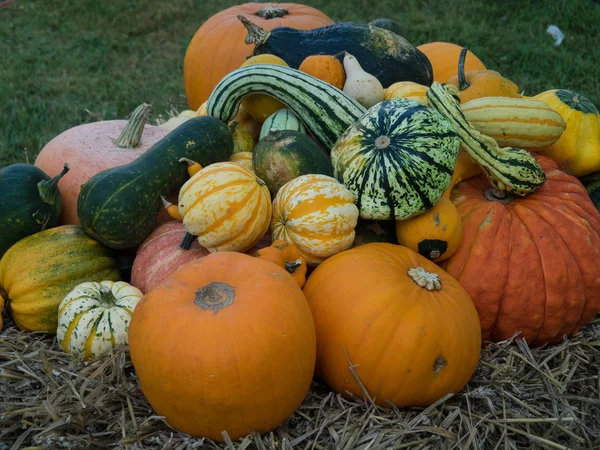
0;163;69;258
0;225;120;333
252;130;333;197
240;19;432;88
331;98;460;220
77;116;234;250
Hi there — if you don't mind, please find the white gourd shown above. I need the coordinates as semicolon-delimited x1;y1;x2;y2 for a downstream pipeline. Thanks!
342;53;385;109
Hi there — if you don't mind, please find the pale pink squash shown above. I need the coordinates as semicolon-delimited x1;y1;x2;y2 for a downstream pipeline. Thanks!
34;105;172;226
131;221;210;294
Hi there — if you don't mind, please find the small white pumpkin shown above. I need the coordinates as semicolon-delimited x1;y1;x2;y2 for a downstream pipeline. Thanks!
57;281;143;361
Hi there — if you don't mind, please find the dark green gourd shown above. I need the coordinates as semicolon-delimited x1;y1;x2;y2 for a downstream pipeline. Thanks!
368;18;406;37
239;17;433;88
0;163;69;257
77;116;234;250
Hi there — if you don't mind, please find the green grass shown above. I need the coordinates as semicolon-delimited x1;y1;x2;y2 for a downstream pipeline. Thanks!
2;0;599;166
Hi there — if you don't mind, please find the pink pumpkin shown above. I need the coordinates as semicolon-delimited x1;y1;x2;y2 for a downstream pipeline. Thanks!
35;107;172;226
131;221;210;293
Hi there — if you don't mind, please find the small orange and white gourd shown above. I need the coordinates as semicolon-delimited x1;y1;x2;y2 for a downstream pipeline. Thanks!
229;151;255;173
271;174;359;265
57;281;142;361
178;162;272;252
384;81;429;105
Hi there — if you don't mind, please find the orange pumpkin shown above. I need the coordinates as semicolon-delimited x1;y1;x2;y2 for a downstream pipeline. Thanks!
416;42;486;83
443;155;600;346
299;55;346;89
34;104;171;225
271;174;359;266
256;240;308;287
128;252;316;442
446;48;521;103
303;243;481;408
384;81;429;104
183;3;333;110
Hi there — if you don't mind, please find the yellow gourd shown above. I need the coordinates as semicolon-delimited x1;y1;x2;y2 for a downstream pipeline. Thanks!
533;89;600;177
384;81;428;105
240;54;289;121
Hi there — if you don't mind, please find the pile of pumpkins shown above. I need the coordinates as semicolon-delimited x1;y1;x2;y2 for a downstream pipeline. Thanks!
2;2;600;443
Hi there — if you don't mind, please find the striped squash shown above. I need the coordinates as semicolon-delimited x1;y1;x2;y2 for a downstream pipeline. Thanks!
271;174;359;265
426;83;546;196
207;65;366;150
260;108;307;140
331;98;460;220
57;281;142;361
460;97;566;149
178;162;272;253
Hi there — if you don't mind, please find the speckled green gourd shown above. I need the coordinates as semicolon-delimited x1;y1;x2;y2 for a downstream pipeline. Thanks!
77;116;234;250
252;130;334;197
331;98;460;220
0;163;69;258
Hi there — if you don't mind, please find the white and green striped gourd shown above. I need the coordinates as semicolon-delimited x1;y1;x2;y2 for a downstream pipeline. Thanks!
259;108;307;140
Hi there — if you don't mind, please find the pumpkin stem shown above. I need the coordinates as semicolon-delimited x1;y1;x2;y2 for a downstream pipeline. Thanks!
238;16;272;46
457;48;471;92
285;259;303;274
408;267;442;291
180;232;197;250
37;163;70;206
115;103;152;148
484;188;514;204
255;6;289;19
98;285;118;306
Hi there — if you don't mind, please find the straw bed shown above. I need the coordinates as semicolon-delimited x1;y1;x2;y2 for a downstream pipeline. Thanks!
1;314;599;450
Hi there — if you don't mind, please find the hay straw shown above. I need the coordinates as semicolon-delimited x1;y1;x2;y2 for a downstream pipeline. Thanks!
1;314;599;449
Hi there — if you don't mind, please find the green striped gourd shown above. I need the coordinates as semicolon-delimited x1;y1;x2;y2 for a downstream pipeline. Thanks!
57;281;142;361
260;109;307;140
207;64;367;150
460;97;566;149
331;98;460;220
426;83;546;196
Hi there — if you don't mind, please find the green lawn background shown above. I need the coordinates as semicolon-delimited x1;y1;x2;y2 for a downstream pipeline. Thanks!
1;0;599;165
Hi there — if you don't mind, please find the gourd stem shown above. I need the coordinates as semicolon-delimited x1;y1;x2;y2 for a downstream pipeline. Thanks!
457;48;471;91
408;267;442;291
238;16;272;46
38;163;70;206
179;157;196;167
115;103;152;148
98;285;118;306
285;260;303;274
255;6;289;19
484;188;514;204
180;232;197;250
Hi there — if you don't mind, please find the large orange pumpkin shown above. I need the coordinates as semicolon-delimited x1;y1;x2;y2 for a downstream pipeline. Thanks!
34;105;172;225
443;155;600;346
416;42;486;83
303;243;481;408
128;252;316;442
183;3;334;110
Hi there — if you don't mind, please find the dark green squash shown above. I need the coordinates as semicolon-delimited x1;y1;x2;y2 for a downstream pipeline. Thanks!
580;171;600;211
368;18;405;37
77;116;234;250
0;163;69;257
239;18;433;88
331;98;460;220
252;130;334;197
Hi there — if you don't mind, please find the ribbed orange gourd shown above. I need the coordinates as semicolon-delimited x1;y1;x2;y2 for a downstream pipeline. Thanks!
298;55;346;89
178;162;272;253
303;243;481;408
443;155;600;346
384;81;429;104
416;42;486;83
183;3;333;110
128;252;316;442
271;174;359;265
